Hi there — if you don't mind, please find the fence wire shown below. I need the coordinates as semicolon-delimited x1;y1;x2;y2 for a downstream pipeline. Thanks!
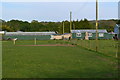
70;39;119;58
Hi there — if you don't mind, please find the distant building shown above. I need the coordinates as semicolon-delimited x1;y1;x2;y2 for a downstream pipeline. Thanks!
0;31;5;40
50;33;72;40
3;32;56;40
71;29;114;40
114;24;120;39
114;24;120;34
0;31;5;35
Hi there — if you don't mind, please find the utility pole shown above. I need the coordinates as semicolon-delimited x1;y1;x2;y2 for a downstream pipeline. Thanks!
73;23;75;30
96;0;98;52
70;11;72;33
63;21;65;34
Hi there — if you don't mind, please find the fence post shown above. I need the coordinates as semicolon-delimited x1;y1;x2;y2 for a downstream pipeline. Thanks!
34;38;36;45
90;40;91;50
13;40;16;45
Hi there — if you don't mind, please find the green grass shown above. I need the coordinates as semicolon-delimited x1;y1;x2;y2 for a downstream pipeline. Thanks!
0;41;2;79
2;40;118;78
70;40;119;58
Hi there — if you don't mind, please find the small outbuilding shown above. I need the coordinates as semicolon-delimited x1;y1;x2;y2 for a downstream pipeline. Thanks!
0;31;5;35
114;24;120;39
50;34;63;40
0;31;5;40
50;33;72;40
71;29;114;40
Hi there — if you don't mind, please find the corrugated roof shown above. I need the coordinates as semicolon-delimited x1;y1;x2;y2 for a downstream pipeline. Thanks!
71;29;107;33
5;32;56;35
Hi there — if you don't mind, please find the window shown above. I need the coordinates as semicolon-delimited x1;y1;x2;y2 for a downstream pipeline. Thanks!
99;33;104;37
88;33;92;37
76;33;81;37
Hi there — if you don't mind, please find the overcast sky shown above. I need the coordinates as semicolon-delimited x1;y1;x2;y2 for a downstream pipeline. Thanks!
1;0;120;2
1;2;119;22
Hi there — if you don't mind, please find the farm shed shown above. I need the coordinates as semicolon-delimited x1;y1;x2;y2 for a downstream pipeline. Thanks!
3;32;56;40
114;24;120;39
0;31;5;40
50;33;72;40
0;31;5;34
63;33;72;40
50;34;63;40
71;29;114;40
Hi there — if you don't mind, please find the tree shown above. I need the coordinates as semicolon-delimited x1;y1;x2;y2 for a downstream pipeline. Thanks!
20;21;30;32
31;20;39;23
1;19;116;33
117;20;120;24
7;20;23;31
2;25;13;32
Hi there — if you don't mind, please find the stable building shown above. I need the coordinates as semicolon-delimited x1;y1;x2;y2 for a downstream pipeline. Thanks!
71;29;114;40
0;31;5;40
114;24;120;39
3;32;56;40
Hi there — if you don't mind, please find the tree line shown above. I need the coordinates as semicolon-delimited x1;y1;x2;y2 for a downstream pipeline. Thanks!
0;19;119;33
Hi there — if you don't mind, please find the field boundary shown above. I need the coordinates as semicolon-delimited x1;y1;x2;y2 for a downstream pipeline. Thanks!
67;40;119;60
16;44;75;47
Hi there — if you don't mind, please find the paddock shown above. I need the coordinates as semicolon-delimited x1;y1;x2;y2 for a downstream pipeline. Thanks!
2;40;118;78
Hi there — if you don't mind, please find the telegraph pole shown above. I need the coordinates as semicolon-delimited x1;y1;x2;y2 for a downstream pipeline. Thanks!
96;0;98;52
70;11;72;33
63;21;65;34
73;23;75;30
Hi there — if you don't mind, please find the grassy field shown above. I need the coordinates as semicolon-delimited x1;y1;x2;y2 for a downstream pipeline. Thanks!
70;40;119;58
2;40;118;78
0;41;2;79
